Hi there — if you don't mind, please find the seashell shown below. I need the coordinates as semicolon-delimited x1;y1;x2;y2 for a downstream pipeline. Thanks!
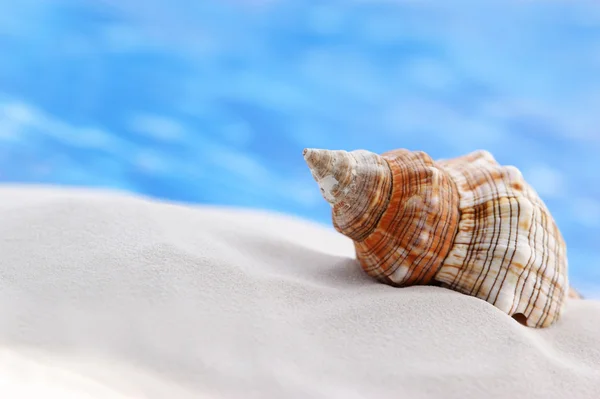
303;147;572;328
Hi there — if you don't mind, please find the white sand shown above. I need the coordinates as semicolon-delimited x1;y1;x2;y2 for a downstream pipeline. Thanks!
0;185;599;399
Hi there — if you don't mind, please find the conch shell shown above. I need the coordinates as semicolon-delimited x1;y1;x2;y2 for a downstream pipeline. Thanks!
303;147;570;328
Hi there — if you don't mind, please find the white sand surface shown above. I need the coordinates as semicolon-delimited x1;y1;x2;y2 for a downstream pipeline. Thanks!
0;185;598;399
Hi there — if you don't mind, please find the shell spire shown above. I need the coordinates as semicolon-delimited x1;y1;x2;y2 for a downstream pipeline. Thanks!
302;148;356;206
303;148;393;241
304;147;571;328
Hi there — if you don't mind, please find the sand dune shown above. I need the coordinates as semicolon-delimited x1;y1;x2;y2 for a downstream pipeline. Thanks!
0;185;598;398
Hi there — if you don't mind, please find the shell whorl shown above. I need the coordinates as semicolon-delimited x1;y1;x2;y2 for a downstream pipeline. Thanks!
435;150;568;328
304;147;570;328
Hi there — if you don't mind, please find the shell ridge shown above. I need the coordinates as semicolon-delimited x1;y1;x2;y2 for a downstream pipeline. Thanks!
382;156;457;285
356;154;411;270
551;209;569;315
433;171;462;284
374;156;424;279
354;152;392;240
356;155;413;273
485;196;520;307
409;166;459;285
510;201;541;318
476;166;523;303
386;194;431;281
527;208;552;327
528;207;557;327
385;165;433;281
488;196;521;306
441;164;481;291
502;169;542;321
341;151;372;239
469;164;505;298
350;156;394;243
537;209;563;327
327;150;393;242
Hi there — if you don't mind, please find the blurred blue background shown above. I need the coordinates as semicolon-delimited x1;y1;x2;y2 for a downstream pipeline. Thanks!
0;0;599;296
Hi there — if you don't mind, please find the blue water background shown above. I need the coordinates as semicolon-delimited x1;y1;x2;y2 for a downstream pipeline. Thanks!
1;0;599;296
